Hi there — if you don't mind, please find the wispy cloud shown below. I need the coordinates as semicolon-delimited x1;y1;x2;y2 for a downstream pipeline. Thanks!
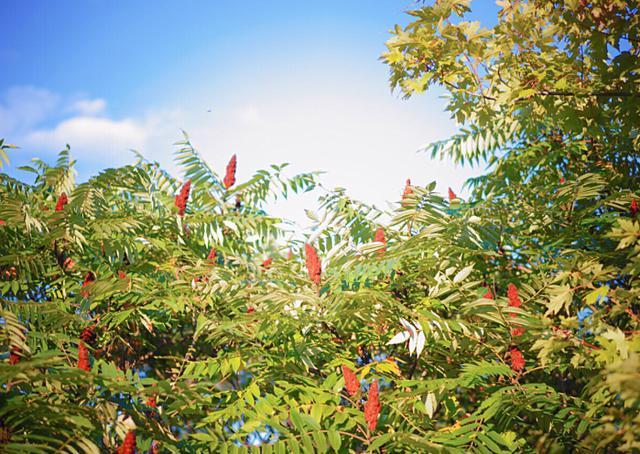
0;86;60;135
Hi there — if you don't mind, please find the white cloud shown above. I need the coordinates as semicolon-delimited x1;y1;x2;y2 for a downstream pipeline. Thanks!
0;85;181;167
25;116;149;158
69;98;106;116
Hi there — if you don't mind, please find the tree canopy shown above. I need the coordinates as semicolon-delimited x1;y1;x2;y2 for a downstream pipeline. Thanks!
2;1;639;452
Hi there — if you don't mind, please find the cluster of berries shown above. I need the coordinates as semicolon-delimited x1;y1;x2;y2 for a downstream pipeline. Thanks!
506;284;526;371
341;366;382;431
77;342;91;372
9;346;20;365
173;155;237;219
117;430;136;454
174;180;191;217
374;227;387;255
55;193;68;211
304;243;322;285
482;283;526;371
224;155;237;189
401;179;413;206
80;272;95;298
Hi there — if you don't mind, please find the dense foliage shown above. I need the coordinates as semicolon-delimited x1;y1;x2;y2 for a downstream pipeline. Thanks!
1;1;639;452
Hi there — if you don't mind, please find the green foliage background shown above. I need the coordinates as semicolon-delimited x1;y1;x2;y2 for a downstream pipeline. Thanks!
1;1;639;452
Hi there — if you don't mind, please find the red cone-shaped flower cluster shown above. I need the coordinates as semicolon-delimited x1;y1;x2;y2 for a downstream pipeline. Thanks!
82;272;95;287
223;154;237;189
55;192;68;211
510;347;525;372
117;430;136;454
448;187;456;201
483;286;493;300
374;227;387;255
144;394;159;419
63;257;75;270
632;199;638;216
80;325;96;344
117;270;127;279
560;176;566;184
207;248;217;262
9;346;20;365
507;283;521;317
506;283;526;336
77;342;91;371
261;258;273;269
174;180;191;217
342;365;360;397
364;379;381;431
305;243;322;285
81;272;95;298
401;179;413;206
0;220;5;226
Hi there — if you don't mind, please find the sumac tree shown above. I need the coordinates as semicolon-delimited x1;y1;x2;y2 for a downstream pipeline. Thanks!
1;1;639;452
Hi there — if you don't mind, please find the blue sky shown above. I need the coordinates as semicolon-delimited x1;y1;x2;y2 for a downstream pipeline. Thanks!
1;0;499;228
